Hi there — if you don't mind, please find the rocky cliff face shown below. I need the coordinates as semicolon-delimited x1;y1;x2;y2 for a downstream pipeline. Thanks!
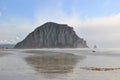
14;22;88;48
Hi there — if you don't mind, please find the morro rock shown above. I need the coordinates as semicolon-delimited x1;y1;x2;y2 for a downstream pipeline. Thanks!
14;22;88;48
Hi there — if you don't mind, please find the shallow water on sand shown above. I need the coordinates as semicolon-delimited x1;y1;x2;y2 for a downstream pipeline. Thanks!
0;48;120;80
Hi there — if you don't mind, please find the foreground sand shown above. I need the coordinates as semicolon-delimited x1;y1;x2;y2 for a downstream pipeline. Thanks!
0;49;120;80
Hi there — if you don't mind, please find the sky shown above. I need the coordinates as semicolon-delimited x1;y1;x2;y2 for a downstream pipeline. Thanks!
0;0;120;48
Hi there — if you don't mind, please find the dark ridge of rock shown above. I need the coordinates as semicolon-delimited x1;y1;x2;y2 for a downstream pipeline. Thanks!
14;22;88;48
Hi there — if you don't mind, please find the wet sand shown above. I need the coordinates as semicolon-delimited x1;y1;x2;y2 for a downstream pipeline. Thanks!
0;49;12;57
25;51;84;73
0;49;120;80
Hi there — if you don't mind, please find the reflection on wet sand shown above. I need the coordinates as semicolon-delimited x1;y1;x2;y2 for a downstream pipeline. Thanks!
25;51;85;73
0;50;11;57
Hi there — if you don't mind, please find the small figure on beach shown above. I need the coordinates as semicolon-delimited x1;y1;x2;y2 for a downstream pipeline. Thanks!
92;45;97;53
92;50;96;52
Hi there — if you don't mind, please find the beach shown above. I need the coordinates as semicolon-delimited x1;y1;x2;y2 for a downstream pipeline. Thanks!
0;48;120;80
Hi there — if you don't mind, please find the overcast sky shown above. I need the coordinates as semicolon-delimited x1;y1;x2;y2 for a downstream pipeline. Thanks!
0;0;120;48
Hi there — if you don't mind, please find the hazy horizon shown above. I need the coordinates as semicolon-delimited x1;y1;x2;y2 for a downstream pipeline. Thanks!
0;0;120;48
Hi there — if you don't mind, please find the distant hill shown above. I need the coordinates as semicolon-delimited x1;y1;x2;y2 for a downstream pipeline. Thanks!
15;22;88;48
0;44;15;48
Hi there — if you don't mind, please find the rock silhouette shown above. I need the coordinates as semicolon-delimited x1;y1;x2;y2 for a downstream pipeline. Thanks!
15;22;88;48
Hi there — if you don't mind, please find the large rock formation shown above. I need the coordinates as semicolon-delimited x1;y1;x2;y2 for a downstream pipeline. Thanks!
14;22;88;48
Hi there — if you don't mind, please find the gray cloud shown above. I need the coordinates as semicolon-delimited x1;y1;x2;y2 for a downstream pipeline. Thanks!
0;17;35;44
